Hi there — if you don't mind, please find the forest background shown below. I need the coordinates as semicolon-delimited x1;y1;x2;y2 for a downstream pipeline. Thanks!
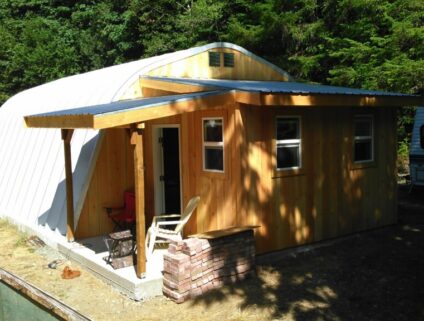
0;0;423;164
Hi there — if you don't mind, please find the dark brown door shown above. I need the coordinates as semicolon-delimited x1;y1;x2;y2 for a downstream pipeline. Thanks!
161;128;181;214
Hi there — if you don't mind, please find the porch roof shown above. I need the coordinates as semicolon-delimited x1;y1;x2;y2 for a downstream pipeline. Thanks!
24;90;232;129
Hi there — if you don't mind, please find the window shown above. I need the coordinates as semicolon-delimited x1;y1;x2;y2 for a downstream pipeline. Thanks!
208;52;221;67
354;116;374;163
276;117;301;170
203;118;224;172
420;125;424;149
223;53;235;67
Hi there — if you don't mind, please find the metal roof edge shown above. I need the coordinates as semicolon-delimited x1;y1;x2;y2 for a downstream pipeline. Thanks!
26;89;232;119
142;76;421;98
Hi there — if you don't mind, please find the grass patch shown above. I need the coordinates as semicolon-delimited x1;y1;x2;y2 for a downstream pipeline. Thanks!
0;218;9;229
14;233;28;248
0;220;30;249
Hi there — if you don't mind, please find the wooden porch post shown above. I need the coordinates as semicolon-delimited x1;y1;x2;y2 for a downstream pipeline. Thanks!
130;124;146;277
61;129;75;242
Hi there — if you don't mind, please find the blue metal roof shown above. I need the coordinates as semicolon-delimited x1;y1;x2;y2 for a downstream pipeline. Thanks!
145;76;418;97
27;77;421;119
30;90;228;117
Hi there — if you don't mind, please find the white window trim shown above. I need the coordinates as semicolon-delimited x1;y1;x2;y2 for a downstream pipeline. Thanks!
353;115;374;163
276;116;302;171
202;117;224;173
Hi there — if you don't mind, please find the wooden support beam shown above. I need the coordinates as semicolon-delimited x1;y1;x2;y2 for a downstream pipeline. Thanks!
24;114;94;129
61;129;75;242
130;124;146;277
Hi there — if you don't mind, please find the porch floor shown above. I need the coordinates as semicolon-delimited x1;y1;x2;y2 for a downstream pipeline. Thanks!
57;235;167;300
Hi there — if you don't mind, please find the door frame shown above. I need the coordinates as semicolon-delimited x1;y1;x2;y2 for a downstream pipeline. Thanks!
152;124;183;215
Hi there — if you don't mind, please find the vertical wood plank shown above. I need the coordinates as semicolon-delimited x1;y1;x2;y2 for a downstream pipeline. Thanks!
130;127;146;277
61;129;75;242
312;108;324;242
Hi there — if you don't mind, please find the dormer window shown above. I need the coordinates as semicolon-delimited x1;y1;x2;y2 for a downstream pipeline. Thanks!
208;52;221;67
223;53;235;67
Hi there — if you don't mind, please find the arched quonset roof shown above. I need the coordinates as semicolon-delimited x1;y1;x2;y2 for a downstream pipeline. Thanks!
0;43;290;243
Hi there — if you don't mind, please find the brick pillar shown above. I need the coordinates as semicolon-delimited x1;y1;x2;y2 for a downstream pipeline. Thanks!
162;230;256;303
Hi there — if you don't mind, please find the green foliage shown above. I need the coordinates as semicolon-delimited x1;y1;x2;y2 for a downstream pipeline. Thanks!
0;0;422;156
398;138;410;159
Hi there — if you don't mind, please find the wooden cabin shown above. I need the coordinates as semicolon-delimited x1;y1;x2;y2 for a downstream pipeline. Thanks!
5;42;421;277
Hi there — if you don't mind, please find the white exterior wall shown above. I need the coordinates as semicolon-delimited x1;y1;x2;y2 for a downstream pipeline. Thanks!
0;54;171;242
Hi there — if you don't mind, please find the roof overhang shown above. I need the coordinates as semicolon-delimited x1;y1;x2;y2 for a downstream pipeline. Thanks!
24;77;423;130
143;76;423;107
235;91;422;107
24;91;234;129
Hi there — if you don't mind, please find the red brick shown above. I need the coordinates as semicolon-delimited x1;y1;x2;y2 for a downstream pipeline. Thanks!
163;271;190;283
201;284;211;293
163;287;190;304
189;287;203;298
167;244;180;254
163;277;191;293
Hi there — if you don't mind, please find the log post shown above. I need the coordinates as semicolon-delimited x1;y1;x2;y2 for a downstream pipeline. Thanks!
130;124;146;277
61;129;75;242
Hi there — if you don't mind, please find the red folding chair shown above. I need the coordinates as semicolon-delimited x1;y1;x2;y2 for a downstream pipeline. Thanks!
105;191;136;232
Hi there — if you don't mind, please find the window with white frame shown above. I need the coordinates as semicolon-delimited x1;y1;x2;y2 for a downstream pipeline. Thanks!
276;117;301;170
354;115;374;163
203;118;224;172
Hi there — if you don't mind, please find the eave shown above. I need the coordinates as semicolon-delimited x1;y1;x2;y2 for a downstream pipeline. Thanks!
24;91;234;129
24;77;423;130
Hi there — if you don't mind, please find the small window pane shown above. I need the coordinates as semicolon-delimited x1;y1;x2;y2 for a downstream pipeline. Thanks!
209;52;221;67
354;140;372;162
355;119;372;137
277;145;299;169
204;148;223;171
420;125;424;149
277;118;299;140
223;53;234;67
204;119;223;142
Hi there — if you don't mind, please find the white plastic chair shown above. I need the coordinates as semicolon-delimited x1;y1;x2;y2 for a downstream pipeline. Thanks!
145;196;200;258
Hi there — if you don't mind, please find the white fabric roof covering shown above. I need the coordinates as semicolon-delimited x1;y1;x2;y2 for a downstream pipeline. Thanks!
0;43;288;244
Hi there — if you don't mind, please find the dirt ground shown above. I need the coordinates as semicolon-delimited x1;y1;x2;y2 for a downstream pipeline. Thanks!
1;187;424;321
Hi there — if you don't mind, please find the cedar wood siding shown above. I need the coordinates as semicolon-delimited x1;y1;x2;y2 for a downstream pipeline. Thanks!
238;105;397;253
76;105;397;254
75;45;397;254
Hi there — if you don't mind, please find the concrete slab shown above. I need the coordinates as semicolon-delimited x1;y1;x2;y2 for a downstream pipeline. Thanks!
58;236;167;301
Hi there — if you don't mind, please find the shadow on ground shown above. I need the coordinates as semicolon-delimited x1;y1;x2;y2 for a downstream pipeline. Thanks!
189;187;424;320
